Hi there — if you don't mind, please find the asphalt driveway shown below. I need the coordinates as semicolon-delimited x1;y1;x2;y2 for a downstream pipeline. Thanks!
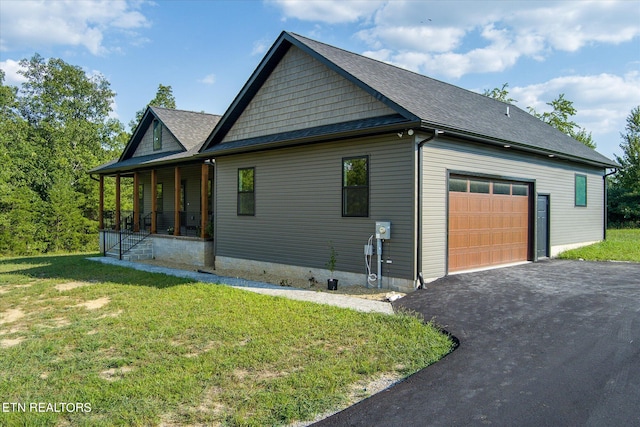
315;259;640;426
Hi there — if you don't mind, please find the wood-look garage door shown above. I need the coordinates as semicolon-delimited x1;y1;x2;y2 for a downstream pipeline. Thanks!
448;177;530;272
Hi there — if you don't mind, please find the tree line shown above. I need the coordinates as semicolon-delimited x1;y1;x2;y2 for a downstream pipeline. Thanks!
483;83;639;228
0;57;637;256
0;55;175;255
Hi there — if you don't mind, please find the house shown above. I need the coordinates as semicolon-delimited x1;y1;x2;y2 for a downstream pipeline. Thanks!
93;31;617;292
91;106;220;266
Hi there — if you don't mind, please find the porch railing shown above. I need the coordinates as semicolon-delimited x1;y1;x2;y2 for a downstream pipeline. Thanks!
102;212;152;259
102;210;213;238
156;211;211;237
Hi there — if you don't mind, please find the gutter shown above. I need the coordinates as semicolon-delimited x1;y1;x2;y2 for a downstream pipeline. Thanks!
415;131;437;289
420;122;618;169
603;168;618;240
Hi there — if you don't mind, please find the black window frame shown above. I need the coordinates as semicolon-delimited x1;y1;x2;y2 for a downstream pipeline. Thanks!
156;182;163;213
575;174;587;207
237;167;255;216
138;183;144;213
342;156;369;217
153;119;162;151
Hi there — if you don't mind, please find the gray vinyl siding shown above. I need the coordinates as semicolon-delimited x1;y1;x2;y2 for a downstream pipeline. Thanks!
222;46;396;143
421;137;605;279
135;165;203;225
133;122;182;157
216;134;416;280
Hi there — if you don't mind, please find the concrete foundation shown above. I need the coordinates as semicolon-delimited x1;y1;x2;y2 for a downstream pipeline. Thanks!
215;256;416;293
151;235;214;267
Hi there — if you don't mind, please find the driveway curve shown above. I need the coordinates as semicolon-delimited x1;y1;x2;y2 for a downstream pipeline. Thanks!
315;260;640;426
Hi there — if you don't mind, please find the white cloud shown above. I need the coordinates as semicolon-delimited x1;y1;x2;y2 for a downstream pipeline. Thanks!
251;38;271;56
0;59;27;85
199;73;216;85
267;0;384;24
511;72;640;151
0;0;151;55
273;0;639;79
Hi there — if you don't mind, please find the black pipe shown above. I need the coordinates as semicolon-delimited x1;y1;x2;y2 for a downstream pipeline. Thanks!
603;168;618;240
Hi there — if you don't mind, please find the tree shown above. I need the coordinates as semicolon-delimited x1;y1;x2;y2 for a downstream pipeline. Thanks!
614;106;640;192
129;84;176;130
608;106;640;228
528;93;596;149
483;83;516;103
0;55;126;254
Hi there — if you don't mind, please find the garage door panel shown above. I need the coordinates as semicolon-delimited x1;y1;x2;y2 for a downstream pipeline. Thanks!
449;179;530;272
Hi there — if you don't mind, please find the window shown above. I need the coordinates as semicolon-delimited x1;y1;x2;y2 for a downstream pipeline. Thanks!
153;120;162;150
512;184;529;196
575;174;587;206
493;182;511;195
237;168;255;215
449;178;468;192
138;183;144;213
342;156;369;217
180;180;186;212
469;179;490;194
156;183;163;213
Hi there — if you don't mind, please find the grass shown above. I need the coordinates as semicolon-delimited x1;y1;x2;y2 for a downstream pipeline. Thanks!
558;228;640;262
0;254;453;426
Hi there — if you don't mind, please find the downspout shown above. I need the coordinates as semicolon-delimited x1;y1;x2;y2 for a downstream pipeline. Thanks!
415;131;437;289
603;168;618;240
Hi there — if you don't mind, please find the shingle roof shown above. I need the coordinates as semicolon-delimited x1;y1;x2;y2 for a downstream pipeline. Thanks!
91;107;220;174
203;31;616;168
288;32;616;167
150;106;221;152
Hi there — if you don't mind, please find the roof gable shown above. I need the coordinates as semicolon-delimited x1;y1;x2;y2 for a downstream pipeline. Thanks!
221;45;398;144
202;31;615;167
121;106;220;161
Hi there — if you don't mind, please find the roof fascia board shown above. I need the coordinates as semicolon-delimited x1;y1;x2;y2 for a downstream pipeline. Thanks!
201;32;292;152
201;31;421;152
96;156;205;176
119;106;189;161
421;123;618;168
202;120;419;157
119;106;154;161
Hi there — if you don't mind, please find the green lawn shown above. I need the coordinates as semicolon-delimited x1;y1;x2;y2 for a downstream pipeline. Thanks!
558;228;640;262
0;254;452;426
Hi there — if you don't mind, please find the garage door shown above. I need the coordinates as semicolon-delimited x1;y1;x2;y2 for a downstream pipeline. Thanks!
448;176;530;272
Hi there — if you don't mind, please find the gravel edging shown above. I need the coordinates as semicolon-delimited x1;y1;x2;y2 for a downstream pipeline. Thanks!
87;257;394;315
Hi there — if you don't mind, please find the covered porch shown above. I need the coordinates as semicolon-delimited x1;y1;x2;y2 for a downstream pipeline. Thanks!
97;161;215;266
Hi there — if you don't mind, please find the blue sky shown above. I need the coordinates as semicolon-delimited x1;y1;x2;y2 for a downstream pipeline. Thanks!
1;0;639;159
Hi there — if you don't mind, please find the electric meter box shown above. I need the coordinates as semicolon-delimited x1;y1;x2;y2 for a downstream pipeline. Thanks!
375;221;391;239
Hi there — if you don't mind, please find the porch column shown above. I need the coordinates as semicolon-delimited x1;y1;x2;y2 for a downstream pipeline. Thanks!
115;173;121;231
151;169;157;234
98;175;104;230
174;166;180;236
201;163;209;238
133;172;140;232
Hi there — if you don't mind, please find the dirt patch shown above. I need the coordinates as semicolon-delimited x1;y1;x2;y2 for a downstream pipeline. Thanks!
0;308;25;325
98;309;123;319
75;297;110;310
1;337;25;348
36;317;71;329
99;366;134;381
183;340;221;358
55;281;94;292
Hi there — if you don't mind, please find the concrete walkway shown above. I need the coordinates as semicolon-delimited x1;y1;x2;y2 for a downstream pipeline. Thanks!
88;257;394;315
